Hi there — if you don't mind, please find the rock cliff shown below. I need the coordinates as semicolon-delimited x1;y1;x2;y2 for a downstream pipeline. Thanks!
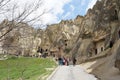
70;0;120;62
69;0;120;80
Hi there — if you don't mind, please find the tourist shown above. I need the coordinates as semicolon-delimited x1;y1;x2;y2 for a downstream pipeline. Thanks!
66;57;69;66
64;58;68;66
58;57;63;65
73;57;77;66
63;57;66;65
63;57;69;66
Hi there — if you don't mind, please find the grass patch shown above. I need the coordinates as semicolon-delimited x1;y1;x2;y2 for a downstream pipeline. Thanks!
0;57;56;80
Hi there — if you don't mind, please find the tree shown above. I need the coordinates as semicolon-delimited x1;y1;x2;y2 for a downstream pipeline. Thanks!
0;1;46;79
0;0;47;56
0;0;46;40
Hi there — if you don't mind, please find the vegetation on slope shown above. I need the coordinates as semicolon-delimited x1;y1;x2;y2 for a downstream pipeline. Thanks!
0;57;56;80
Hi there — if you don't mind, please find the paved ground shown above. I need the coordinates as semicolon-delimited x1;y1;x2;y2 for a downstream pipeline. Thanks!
48;65;97;80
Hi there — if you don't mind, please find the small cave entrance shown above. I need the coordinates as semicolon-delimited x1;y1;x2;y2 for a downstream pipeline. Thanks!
119;30;120;38
114;10;118;20
95;49;97;55
112;9;118;21
109;40;114;48
65;43;67;46
101;47;104;52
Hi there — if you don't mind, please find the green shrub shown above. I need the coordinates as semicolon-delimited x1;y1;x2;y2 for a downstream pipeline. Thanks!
9;56;17;59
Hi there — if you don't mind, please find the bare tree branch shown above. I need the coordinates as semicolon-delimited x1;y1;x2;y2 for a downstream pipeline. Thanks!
0;0;10;9
0;0;46;40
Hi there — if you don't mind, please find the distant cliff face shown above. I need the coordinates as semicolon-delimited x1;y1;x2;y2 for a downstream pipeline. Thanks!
39;16;83;55
0;15;83;56
0;20;40;56
70;0;120;63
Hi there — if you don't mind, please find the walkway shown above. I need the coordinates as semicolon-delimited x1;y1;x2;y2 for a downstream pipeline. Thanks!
48;65;97;80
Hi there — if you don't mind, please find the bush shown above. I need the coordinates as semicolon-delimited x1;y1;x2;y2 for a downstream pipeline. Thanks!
9;56;17;59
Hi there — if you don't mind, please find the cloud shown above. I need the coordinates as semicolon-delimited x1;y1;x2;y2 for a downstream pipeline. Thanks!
70;5;75;11
62;12;71;19
0;0;72;26
81;0;86;6
86;0;97;12
1;0;46;23
23;0;72;25
62;4;75;20
0;0;98;28
41;13;58;25
40;0;72;25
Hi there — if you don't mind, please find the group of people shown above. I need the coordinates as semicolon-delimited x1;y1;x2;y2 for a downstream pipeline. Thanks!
58;57;77;66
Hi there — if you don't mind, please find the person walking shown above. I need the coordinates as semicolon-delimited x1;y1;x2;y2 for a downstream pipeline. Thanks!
73;57;77;66
63;57;69;66
58;57;63;65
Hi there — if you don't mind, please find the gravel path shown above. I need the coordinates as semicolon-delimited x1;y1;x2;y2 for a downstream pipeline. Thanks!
48;65;97;80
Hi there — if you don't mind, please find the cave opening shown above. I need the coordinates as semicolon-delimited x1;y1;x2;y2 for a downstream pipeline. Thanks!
114;10;118;20
95;49;97;55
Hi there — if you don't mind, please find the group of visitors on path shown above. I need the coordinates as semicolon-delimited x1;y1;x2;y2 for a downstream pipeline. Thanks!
58;57;77;66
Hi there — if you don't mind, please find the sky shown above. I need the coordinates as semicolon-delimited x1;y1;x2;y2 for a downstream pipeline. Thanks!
1;0;97;28
40;0;97;25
